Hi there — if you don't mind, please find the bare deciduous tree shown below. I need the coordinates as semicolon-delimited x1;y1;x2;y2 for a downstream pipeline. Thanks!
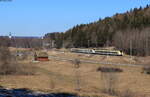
113;27;150;56
72;59;81;91
101;72;118;95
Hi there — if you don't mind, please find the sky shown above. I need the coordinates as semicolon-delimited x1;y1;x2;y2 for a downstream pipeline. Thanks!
0;0;150;37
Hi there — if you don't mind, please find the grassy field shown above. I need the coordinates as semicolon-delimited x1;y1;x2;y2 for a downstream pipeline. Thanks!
0;49;150;97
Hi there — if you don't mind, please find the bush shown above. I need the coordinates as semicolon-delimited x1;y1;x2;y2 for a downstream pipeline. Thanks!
71;59;81;68
100;72;119;96
71;59;81;91
97;67;123;73
142;66;150;74
0;47;11;64
0;62;35;75
119;90;135;97
0;46;35;75
98;67;122;96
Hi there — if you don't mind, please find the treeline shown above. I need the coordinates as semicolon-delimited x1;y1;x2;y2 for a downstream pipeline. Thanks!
45;5;150;56
0;36;43;49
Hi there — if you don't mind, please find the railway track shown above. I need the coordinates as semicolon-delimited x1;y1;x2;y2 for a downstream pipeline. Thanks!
49;55;143;67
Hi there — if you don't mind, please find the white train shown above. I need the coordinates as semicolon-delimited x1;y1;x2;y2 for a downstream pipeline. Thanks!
70;48;123;56
71;48;95;54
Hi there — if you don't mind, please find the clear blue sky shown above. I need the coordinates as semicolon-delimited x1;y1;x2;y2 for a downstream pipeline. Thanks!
0;0;150;36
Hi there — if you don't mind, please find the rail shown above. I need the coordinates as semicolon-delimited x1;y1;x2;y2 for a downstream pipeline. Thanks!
48;55;143;67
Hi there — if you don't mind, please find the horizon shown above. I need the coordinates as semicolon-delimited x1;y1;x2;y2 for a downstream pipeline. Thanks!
0;0;150;37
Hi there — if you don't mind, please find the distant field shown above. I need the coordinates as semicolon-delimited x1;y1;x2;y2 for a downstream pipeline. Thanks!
0;48;150;97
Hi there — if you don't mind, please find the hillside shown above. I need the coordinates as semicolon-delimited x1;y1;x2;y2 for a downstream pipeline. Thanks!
45;5;150;56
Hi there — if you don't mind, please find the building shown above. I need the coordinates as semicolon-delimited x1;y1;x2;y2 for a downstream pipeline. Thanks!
34;51;49;61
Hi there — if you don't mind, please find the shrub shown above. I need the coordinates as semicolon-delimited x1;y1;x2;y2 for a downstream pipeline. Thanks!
142;66;150;74
0;63;35;75
100;72;118;96
97;67;123;73
0;47;11;64
0;46;35;75
120;90;135;97
71;59;81;91
98;67;122;96
71;59;81;68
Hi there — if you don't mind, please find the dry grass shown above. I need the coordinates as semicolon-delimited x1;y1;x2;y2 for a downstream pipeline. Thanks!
0;49;150;97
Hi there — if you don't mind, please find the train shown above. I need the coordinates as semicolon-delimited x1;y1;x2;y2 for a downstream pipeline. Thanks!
70;48;123;56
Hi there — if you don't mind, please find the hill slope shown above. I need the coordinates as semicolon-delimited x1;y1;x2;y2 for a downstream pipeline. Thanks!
45;5;150;56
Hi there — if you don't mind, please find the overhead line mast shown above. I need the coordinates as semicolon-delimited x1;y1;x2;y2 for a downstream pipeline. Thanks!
9;32;12;39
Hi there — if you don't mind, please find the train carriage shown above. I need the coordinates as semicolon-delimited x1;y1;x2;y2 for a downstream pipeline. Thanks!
70;48;123;56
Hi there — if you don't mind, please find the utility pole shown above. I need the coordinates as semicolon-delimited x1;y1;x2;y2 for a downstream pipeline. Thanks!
130;38;133;63
146;36;150;56
41;36;45;50
95;35;98;48
9;32;12;47
148;37;150;56
88;40;90;55
88;40;90;48
106;39;109;58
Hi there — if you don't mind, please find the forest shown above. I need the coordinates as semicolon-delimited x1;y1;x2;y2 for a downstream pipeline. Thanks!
45;5;150;56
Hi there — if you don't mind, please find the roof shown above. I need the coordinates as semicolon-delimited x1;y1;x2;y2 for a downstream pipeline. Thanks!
35;52;48;58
